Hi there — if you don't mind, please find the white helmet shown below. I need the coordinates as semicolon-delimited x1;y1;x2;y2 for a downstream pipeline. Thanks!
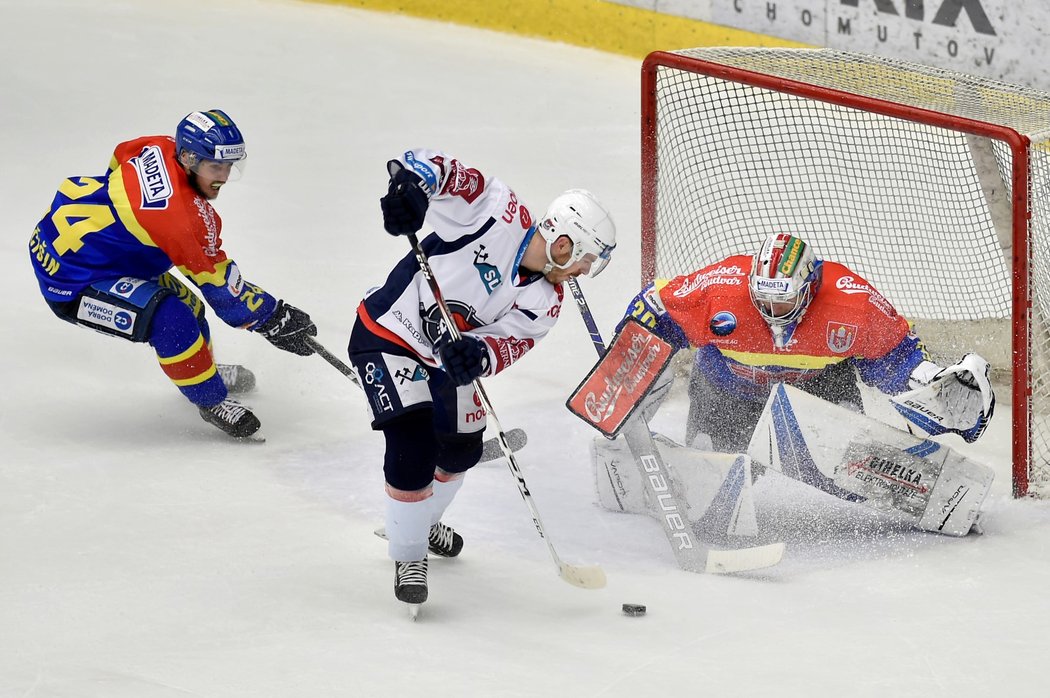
537;189;616;277
749;233;822;329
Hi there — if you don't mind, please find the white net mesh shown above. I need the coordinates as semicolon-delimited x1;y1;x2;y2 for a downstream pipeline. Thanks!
644;48;1050;496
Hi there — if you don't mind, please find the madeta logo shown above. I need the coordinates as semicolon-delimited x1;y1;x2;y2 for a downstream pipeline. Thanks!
839;0;996;36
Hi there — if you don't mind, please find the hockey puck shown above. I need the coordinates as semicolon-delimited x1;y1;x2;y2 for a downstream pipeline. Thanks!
622;603;646;617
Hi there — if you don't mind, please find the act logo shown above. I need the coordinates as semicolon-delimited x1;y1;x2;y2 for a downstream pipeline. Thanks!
364;361;393;413
363;363;385;384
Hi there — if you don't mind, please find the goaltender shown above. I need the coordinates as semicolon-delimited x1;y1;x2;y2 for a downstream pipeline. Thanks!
620;232;996;451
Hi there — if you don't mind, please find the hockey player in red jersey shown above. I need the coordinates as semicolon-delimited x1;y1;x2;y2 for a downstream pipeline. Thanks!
620;233;995;451
28;110;317;438
349;148;615;610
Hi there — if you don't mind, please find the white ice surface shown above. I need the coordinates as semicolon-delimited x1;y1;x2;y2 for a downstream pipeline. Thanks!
2;1;1049;696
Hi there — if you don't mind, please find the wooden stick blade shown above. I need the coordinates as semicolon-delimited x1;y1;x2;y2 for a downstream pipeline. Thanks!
558;562;607;589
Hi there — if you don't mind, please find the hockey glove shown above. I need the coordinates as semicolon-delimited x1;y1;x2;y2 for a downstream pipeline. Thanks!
934;353;996;442
438;335;490;386
256;300;317;356
380;161;430;236
892;353;995;443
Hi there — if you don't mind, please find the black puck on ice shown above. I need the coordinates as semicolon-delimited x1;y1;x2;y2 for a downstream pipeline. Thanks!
622;603;646;617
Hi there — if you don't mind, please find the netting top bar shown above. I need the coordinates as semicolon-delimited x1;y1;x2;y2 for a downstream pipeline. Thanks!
667;48;1050;139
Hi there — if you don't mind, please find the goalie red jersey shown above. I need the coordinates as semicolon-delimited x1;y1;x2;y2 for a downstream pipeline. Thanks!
624;254;924;402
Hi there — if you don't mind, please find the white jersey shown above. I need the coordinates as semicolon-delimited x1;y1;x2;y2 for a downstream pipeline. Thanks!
358;148;563;375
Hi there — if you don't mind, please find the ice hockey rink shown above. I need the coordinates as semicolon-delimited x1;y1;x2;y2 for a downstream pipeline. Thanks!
2;0;1049;695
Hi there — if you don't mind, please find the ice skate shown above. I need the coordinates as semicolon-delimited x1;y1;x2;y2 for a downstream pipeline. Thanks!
216;364;256;394
428;521;463;558
374;522;464;558
199;397;261;438
394;557;428;617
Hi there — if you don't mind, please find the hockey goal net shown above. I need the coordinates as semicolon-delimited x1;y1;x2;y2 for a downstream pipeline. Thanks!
642;47;1050;497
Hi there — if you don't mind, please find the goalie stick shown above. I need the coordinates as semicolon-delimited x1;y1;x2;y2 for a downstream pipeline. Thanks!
304;335;528;464
406;233;606;590
565;278;784;574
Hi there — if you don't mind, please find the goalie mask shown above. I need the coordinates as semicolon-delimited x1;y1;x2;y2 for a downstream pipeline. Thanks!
749;233;822;331
537;189;616;277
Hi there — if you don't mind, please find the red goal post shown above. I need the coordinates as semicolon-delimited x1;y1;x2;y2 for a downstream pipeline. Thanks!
641;48;1050;497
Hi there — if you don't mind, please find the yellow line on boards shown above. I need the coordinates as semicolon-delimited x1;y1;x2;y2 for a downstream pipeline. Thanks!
304;0;807;57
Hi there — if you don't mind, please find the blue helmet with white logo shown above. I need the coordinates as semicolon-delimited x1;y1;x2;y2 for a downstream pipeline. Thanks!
175;109;247;179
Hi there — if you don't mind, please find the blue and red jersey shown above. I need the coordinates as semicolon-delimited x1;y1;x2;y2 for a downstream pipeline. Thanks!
621;255;929;402
28;135;276;328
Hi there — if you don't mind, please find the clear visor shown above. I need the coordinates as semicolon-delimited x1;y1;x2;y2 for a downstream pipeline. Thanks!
577;240;615;277
188;156;247;182
541;222;616;278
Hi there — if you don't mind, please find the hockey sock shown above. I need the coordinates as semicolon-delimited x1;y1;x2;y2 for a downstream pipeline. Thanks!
429;471;465;526
150;296;226;407
385;489;433;561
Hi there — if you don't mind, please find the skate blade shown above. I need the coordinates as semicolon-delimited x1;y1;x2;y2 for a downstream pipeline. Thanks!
406;603;421;620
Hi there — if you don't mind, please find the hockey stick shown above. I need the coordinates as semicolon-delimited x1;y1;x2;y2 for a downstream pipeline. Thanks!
406;233;605;590
565;278;784;574
304;334;527;463
305;335;362;387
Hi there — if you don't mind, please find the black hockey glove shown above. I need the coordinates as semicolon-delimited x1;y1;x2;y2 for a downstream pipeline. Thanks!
438;335;490;387
380;161;430;236
256;300;317;356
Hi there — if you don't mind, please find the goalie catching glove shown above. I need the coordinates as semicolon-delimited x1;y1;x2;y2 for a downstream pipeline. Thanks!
891;353;995;443
256;300;317;356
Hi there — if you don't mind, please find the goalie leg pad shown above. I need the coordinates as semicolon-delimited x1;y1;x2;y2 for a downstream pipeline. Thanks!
750;383;994;536
837;441;993;536
916;448;994;536
591;434;759;540
592;435;649;515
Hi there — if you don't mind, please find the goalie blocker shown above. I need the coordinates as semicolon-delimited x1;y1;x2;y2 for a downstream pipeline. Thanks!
748;384;994;536
566;319;676;438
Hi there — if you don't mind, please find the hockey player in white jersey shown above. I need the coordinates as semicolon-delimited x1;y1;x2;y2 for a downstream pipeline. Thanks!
348;149;615;611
